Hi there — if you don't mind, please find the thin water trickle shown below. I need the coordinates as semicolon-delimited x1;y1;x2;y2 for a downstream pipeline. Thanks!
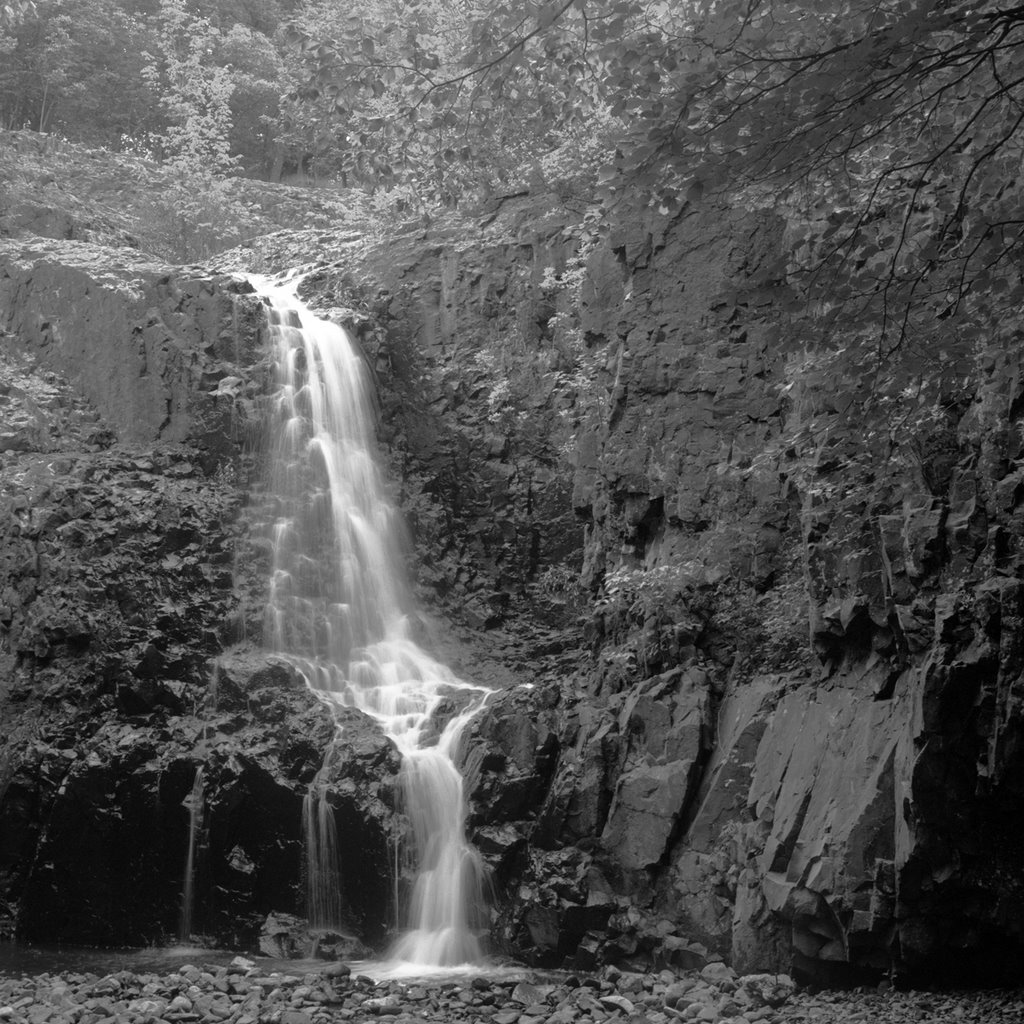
302;760;345;934
253;274;490;968
179;765;206;942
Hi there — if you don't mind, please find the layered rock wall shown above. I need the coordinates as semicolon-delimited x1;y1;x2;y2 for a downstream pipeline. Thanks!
0;238;360;947
444;198;1024;984
4;185;1024;985
0;238;264;462
309;197;1024;983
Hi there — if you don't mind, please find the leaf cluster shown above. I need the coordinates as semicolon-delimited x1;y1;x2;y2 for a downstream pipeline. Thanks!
0;1;35;30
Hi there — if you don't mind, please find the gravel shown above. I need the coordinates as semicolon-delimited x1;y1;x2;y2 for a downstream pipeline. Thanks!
1;958;1021;1024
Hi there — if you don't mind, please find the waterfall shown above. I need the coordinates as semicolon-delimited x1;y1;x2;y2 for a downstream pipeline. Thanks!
179;765;206;942
302;765;345;934
253;274;490;968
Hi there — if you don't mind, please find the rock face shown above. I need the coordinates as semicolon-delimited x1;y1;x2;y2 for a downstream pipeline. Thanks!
6;654;336;947
0;237;266;461
0;226;578;953
456;198;1024;985
227;217;588;645
0;238;361;949
4;177;1024;988
256;195;1024;985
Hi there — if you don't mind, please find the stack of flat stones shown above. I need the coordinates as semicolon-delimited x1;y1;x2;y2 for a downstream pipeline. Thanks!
1;959;1022;1024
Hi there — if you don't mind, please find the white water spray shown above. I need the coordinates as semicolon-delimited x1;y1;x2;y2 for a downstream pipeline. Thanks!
254;274;489;968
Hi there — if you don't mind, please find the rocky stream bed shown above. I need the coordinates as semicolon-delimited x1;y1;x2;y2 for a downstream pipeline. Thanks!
1;960;1022;1024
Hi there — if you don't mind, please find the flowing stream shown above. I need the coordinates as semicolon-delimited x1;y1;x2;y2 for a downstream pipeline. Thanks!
253;274;489;969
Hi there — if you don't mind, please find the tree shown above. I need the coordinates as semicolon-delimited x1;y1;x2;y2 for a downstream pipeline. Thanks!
290;0;1024;333
311;0;1024;465
0;0;160;145
142;0;237;175
219;22;288;177
132;0;270;262
653;3;1024;337
0;1;35;30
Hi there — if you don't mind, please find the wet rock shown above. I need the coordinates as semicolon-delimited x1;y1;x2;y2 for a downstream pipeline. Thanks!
3;635;335;947
259;913;310;959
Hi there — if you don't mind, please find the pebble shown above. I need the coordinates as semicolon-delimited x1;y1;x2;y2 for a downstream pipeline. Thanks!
0;961;1019;1024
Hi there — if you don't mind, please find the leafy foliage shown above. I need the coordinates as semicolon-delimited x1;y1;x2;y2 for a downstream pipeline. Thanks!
0;0;290;174
0;0;159;142
129;1;267;261
682;2;1024;385
636;2;1024;577
0;1;35;30
281;0;647;205
142;0;237;176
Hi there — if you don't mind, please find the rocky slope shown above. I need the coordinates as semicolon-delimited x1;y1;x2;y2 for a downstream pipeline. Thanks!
2;135;1024;987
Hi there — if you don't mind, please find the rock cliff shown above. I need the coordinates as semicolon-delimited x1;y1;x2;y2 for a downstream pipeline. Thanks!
257;195;1024;985
464;199;1024;986
0;238;351;947
2;176;1023;986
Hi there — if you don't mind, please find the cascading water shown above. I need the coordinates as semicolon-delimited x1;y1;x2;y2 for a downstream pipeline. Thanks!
253;274;490;968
